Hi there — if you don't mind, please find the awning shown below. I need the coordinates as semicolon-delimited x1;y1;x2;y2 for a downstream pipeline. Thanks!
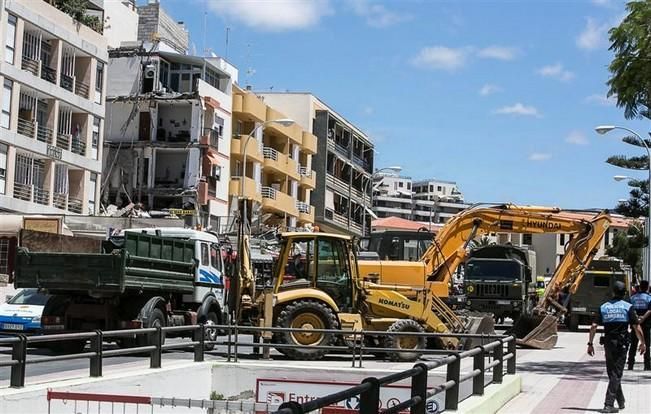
206;150;220;165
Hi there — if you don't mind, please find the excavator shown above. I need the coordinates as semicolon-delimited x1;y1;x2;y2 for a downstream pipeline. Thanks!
228;227;488;362
358;204;612;349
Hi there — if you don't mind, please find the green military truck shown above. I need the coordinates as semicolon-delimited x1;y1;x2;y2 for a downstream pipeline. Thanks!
463;245;534;323
14;228;226;351
564;257;631;331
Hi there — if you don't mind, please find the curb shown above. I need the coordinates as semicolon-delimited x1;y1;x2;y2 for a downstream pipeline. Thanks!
451;374;522;414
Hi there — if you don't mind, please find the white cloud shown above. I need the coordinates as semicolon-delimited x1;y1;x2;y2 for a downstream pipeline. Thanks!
479;84;502;96
585;93;617;106
411;46;469;71
566;130;589;145
529;152;552;161
537;63;575;82
206;0;332;31
493;103;542;117
477;46;518;61
576;17;610;51
591;0;614;8
349;0;411;28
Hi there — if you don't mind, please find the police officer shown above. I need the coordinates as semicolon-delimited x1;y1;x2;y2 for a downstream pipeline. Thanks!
588;281;646;413
628;280;651;370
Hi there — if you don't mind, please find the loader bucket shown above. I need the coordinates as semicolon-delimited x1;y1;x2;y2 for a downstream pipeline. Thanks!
462;315;496;349
511;314;558;350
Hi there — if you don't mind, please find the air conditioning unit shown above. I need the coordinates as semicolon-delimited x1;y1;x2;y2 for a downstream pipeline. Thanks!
211;165;222;180
143;64;156;79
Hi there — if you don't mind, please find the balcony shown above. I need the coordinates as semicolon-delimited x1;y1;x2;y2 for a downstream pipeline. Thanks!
68;197;83;214
229;176;261;202
326;174;349;196
302;131;317;155
200;128;220;149
261;186;298;217
263;147;289;175
12;183;49;206
325;208;348;228
299;166;316;189
36;124;54;145
21;56;39;76
233;93;266;122
296;201;315;224
231;136;263;163
55;133;86;156
74;79;90;99
286;157;300;181
352;154;369;171
266;107;301;144
17;118;35;139
60;74;74;92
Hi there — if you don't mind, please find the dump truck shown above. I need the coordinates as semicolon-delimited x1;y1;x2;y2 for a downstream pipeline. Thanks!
14;228;225;352
231;231;493;362
463;245;535;323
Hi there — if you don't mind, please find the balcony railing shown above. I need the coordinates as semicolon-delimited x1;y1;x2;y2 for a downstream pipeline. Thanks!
202;128;220;148
263;147;279;161
75;79;90;99
53;193;67;210
68;197;83;214
352;154;369;170
36;124;54;144
261;186;277;200
17;118;35;138
296;201;311;214
56;133;70;150
41;65;57;84
71;137;86;156
299;166;312;177
33;187;49;205
60;74;74;92
325;174;349;196
21;56;39;76
12;182;32;201
325;208;348;228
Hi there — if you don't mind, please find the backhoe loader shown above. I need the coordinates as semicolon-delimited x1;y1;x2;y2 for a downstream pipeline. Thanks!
230;231;486;362
358;204;611;349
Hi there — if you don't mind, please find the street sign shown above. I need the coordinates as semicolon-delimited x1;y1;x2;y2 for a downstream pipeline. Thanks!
256;378;442;412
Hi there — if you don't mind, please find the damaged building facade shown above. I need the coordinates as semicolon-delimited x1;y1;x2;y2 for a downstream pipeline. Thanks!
103;10;236;230
0;0;107;216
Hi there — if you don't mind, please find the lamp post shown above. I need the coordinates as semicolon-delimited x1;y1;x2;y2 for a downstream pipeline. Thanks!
596;125;651;280
362;166;402;237
238;118;295;229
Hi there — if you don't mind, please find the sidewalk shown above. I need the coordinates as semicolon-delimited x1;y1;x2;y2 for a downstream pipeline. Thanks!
499;331;651;413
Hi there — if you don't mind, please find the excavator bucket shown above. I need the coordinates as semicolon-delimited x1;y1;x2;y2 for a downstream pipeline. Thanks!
462;314;496;349
511;314;558;350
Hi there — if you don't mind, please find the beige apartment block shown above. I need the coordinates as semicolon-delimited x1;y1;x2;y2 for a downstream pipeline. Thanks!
230;86;317;230
0;0;106;216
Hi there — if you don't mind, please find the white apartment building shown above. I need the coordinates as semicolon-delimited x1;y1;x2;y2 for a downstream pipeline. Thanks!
0;0;107;216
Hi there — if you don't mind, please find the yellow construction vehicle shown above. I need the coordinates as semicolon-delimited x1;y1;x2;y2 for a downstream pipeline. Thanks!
231;231;485;361
357;204;611;349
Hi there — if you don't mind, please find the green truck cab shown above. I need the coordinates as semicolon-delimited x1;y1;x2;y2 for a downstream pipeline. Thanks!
463;245;534;323
564;257;631;331
14;228;226;350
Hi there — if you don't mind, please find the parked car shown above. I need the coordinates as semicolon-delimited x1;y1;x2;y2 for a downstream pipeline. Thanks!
0;289;50;335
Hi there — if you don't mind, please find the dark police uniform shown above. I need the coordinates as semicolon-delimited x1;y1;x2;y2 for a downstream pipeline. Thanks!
628;291;651;369
595;299;639;408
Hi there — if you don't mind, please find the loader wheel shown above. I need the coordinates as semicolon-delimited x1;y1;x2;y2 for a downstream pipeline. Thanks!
385;319;426;362
275;300;337;360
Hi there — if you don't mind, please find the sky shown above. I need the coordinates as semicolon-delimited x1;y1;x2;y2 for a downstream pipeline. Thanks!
157;0;650;209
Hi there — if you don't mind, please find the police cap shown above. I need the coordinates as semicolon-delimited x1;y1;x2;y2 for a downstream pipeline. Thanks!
613;280;626;296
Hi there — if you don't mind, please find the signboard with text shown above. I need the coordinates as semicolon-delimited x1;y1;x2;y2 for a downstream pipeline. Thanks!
256;378;441;413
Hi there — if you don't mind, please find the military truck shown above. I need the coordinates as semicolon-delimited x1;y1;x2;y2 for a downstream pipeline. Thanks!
463;245;535;323
14;228;225;351
564;257;631;331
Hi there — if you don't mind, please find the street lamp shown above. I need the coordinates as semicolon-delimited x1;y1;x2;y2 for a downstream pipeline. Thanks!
596;124;651;280
239;118;295;227
362;166;402;237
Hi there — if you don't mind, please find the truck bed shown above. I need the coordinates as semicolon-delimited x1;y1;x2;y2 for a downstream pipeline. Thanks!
14;232;196;294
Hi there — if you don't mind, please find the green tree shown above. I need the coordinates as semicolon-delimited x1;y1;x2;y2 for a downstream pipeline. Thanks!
606;225;644;277
606;0;651;216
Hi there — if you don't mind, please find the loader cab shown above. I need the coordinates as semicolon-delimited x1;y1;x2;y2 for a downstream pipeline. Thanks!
276;233;357;312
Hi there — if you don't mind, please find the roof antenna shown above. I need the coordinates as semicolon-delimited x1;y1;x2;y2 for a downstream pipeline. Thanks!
245;43;256;90
225;27;231;60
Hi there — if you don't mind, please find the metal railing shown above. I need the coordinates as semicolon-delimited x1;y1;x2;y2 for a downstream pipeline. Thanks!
33;187;49;205
12;182;32;201
36;124;54;144
17;118;35;138
0;323;515;410
263;147;279;161
60;74;74;92
75;79;90;99
56;133;70;150
21;56;39;76
299;166;311;177
71;138;86;156
41;65;57;84
68;197;83;213
53;193;67;210
296;201;311;214
261;186;277;200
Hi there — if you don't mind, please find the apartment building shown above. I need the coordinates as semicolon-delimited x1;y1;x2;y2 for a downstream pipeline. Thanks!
257;93;374;237
229;87;316;230
373;172;468;226
0;0;107;216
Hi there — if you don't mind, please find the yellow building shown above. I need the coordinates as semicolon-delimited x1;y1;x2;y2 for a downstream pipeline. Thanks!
230;86;317;229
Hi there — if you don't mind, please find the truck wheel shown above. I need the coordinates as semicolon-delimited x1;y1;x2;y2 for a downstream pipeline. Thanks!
203;311;219;351
566;314;579;332
275;300;337;360
385;319;425;362
144;308;167;346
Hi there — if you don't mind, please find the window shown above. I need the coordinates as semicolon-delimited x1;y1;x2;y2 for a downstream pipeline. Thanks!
92;117;100;159
211;165;222;181
317;238;352;309
283;239;313;285
5;14;16;64
210;244;221;270
593;276;610;287
88;173;97;214
559;234;566;246
522;234;532;245
0;238;8;275
398;182;404;188
0;144;6;195
407;182;411;190
437;186;442;191
605;229;610;247
95;61;104;103
214;115;224;138
429;185;433;192
2;79;12;129
201;243;209;265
